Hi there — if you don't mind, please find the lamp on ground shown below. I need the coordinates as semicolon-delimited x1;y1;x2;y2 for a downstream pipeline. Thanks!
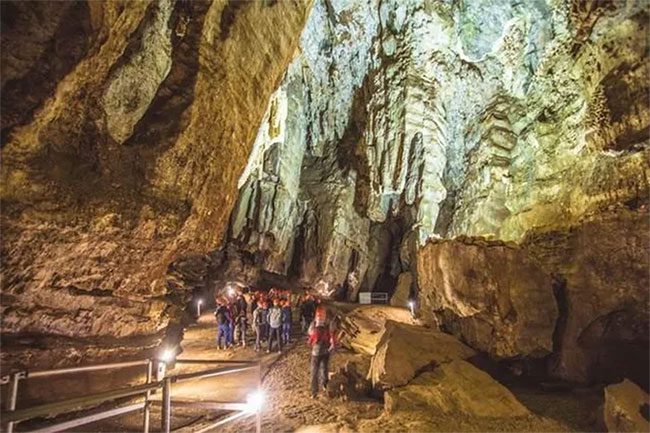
197;299;203;317
245;390;265;413
157;347;176;381
408;300;415;317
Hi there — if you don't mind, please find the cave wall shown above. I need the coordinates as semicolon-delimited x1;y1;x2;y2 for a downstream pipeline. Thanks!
2;0;647;386
225;0;648;287
1;0;312;368
223;0;649;384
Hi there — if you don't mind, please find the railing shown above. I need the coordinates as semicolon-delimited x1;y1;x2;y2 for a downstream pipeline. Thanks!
1;358;262;433
358;292;389;304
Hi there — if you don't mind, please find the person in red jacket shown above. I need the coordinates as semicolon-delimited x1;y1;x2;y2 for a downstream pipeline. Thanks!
307;305;337;398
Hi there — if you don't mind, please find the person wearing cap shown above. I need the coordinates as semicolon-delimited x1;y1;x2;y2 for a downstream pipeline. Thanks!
252;301;268;351
267;298;283;353
281;299;292;344
307;305;337;398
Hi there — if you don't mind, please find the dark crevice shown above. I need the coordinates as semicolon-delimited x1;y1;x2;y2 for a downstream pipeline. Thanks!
1;1;93;147
124;0;212;149
219;0;247;42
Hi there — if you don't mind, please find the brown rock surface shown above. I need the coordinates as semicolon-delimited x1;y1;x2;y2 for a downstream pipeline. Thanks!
368;320;476;389
604;379;650;433
416;237;558;359
389;272;412;308
338;305;418;356
384;360;530;418
524;207;650;384
0;0;312;369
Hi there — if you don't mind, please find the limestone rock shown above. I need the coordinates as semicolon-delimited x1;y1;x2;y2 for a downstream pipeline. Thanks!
327;361;372;400
417;238;558;358
369;320;476;389
604;379;650;433
525;208;650;384
389;272;412;307
385;360;529;418
0;0;312;369
338;306;417;356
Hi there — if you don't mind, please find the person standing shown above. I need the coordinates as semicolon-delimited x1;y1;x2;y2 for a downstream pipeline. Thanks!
281;300;292;344
307;306;337;398
267;299;283;353
214;299;231;350
252;301;267;352
300;295;316;334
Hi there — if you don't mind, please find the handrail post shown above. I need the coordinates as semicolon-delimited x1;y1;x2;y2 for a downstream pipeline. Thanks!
161;377;171;433
6;371;25;433
256;361;262;433
142;359;153;433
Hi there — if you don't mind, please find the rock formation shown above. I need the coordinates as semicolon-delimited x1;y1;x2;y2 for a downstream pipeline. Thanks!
1;0;312;368
416;237;558;359
384;360;530;418
368;320;476;390
1;0;648;390
603;379;650;433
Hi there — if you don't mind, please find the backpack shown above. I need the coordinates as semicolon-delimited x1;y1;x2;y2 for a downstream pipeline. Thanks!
310;323;331;355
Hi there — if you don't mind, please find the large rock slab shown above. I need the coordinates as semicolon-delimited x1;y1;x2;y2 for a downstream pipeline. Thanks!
389;272;412;308
368;320;476;389
525;208;650;384
385;360;529;418
416;237;558;358
339;306;417;356
604;379;650;433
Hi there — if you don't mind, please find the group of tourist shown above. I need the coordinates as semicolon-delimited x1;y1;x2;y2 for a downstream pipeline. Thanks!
213;286;337;399
213;287;323;353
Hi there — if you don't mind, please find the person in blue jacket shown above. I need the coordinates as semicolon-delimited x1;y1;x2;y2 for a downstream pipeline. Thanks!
214;299;231;350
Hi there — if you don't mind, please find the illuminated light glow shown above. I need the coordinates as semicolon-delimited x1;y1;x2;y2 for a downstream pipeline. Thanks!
161;348;175;363
245;390;265;413
198;299;203;305
228;287;236;297
408;300;415;309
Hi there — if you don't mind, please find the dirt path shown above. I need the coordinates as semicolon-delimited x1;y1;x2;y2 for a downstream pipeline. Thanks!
66;307;602;433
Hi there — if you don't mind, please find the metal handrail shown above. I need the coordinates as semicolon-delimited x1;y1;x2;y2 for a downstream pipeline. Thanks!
1;359;154;433
1;381;161;423
1;358;263;433
172;365;258;383
174;359;255;365
28;359;151;378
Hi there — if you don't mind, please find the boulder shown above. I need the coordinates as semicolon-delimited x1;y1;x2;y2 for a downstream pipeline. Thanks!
339;305;417;356
525;209;650;384
327;361;372;400
604;379;650;433
385;360;529;418
389;272;412;308
416;237;558;358
368;320;476;389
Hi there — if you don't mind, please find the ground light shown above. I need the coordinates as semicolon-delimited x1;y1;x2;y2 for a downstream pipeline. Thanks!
245;390;265;413
197;299;203;316
408;300;415;317
161;348;176;363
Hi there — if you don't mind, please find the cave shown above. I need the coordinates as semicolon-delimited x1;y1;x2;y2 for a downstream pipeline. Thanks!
1;0;649;432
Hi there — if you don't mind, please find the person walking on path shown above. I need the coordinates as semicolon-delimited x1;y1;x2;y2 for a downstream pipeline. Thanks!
307;305;337;398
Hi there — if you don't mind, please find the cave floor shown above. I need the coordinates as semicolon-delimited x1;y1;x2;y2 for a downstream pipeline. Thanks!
78;311;602;433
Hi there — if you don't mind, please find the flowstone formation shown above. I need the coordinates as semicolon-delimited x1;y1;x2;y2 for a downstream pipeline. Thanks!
1;0;312;368
224;0;649;384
